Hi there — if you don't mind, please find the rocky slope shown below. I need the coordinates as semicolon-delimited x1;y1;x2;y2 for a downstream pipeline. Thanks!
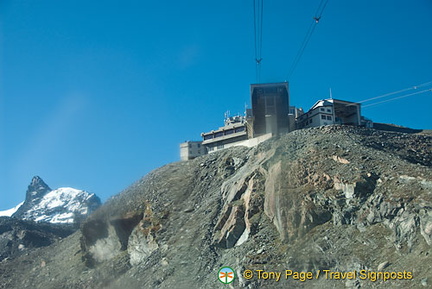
0;217;75;262
1;126;431;289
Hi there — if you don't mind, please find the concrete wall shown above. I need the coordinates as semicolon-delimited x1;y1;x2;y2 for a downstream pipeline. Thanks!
206;133;273;153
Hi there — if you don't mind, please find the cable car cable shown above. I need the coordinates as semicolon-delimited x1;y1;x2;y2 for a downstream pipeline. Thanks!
253;0;264;82
286;0;329;80
363;88;432;108
358;80;432;104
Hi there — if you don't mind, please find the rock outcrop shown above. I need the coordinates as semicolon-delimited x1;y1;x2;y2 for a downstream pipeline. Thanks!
12;176;52;218
0;217;75;262
1;126;431;289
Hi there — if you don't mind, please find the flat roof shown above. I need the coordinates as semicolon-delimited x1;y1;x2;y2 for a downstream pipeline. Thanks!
250;82;289;93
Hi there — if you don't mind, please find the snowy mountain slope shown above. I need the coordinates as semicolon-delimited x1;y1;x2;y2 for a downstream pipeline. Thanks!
22;187;101;223
0;202;24;217
11;176;101;224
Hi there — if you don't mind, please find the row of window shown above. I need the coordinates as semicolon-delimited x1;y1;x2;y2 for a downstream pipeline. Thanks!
203;126;246;140
303;113;332;126
299;107;332;121
320;107;332;113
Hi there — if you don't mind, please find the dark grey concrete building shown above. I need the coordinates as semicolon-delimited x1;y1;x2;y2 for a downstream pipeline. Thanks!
247;82;290;138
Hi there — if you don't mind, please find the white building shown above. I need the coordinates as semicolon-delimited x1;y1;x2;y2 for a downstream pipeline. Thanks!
296;98;362;129
179;141;206;161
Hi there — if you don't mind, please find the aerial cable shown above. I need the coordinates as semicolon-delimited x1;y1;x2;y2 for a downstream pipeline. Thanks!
333;81;432;109
363;88;432;108
286;22;317;80
358;80;432;104
253;0;264;82
314;0;329;21
286;0;329;80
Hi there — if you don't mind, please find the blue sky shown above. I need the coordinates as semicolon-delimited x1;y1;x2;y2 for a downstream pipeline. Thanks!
1;0;431;210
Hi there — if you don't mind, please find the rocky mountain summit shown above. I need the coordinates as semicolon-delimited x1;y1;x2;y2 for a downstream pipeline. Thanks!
1;126;431;289
11;176;101;224
0;177;101;264
11;176;52;218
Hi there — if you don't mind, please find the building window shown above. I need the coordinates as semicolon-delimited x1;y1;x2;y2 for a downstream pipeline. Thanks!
320;108;325;111
327;116;332;120
321;115;326;119
327;109;331;113
197;143;201;148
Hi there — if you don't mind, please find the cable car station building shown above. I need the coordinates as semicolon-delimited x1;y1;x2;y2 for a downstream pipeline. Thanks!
180;82;368;161
296;98;362;129
247;82;290;137
180;82;291;160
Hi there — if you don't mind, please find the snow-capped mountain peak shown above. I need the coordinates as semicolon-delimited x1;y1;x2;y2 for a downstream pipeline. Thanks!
11;177;101;224
24;187;100;223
